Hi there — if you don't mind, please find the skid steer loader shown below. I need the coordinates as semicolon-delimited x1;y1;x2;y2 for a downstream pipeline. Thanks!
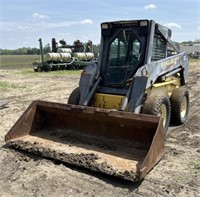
5;19;189;182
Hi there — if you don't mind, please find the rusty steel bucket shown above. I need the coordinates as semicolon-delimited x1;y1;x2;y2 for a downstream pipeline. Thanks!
5;100;164;181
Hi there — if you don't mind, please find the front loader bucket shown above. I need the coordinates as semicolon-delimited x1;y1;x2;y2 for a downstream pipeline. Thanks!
5;100;164;182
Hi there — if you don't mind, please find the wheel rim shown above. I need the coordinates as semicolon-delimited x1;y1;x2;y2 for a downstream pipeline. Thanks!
160;104;167;128
180;96;187;119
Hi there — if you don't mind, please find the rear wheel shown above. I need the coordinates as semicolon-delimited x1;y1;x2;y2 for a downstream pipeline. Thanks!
142;95;171;134
170;87;189;125
68;87;80;104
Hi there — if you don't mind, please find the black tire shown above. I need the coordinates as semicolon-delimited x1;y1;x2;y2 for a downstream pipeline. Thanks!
68;65;78;70
142;95;171;134
44;66;50;72
68;87;80;104
170;87;189;125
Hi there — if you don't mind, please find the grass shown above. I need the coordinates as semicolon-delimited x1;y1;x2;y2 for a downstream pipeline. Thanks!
0;81;26;91
193;157;200;170
0;55;40;69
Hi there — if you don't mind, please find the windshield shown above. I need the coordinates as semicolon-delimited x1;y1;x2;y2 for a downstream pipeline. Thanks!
106;30;141;85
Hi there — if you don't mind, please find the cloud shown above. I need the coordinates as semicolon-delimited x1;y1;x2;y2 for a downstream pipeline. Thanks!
32;12;49;19
80;19;93;25
198;26;200;29
2;18;93;34
144;4;156;9
164;23;181;29
41;19;93;29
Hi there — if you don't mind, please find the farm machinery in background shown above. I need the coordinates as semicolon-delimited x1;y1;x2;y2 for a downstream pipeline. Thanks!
33;38;95;72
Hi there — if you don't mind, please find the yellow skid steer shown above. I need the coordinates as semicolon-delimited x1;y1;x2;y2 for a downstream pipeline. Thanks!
5;19;189;181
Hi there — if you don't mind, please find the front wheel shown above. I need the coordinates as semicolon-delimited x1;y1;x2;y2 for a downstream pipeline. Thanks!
68;87;80;105
142;95;171;134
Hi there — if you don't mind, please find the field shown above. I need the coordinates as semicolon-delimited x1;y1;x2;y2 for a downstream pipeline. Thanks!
0;55;40;69
0;57;200;196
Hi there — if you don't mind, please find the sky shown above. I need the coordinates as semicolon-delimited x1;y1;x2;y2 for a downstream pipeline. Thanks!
0;0;200;49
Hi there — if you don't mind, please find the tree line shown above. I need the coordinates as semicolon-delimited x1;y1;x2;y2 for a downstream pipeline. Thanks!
0;47;41;55
0;44;51;55
181;39;200;45
0;44;100;56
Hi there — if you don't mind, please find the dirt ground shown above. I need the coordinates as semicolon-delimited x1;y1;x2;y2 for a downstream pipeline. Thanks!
0;62;200;197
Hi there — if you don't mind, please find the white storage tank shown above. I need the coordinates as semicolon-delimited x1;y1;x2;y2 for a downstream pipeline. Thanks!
57;48;72;53
85;52;94;60
59;53;72;62
73;53;86;60
73;53;87;61
46;53;61;61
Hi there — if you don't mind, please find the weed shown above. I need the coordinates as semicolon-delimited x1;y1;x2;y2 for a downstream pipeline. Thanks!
193;157;200;174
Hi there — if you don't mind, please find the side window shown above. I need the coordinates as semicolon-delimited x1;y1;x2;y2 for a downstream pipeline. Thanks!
130;39;140;65
167;44;178;57
151;34;166;61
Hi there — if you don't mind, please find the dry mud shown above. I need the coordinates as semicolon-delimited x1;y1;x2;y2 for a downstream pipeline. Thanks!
0;63;200;197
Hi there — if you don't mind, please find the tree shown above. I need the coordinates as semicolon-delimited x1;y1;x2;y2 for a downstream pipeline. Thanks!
44;43;51;54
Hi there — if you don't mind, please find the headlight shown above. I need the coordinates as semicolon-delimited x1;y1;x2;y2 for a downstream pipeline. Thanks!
101;23;109;29
140;21;148;26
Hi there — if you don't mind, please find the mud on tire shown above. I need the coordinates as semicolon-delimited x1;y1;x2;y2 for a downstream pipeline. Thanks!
170;87;189;125
142;95;171;134
68;87;80;104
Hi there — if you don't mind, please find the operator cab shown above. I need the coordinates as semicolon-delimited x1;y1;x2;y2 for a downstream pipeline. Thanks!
106;30;141;85
100;20;149;87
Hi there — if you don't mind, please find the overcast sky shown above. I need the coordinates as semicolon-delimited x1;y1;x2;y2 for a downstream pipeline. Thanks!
0;0;200;49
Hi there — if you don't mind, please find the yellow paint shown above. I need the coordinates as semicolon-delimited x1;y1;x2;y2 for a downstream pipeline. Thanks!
93;77;181;111
153;78;180;87
93;93;125;110
145;77;181;98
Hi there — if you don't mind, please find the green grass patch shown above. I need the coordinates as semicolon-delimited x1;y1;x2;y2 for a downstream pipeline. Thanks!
0;55;40;69
193;157;200;170
0;81;26;91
